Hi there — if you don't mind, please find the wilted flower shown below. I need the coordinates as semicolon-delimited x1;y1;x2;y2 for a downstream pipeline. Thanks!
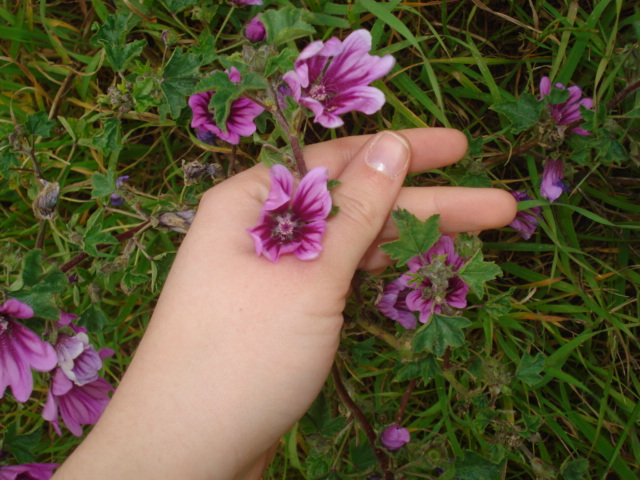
110;175;129;206
157;210;197;234
0;463;58;480
42;368;113;436
539;76;593;135
182;159;220;185
378;236;469;326
0;299;57;403
189;67;264;145
247;164;332;262
283;29;395;128
380;425;410;451
508;191;541;240
33;180;60;220
245;16;266;43
540;158;567;202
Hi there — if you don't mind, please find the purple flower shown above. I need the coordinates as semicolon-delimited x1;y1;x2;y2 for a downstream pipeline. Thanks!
539;76;593;135
508;191;541;240
377;277;416;330
540;158;568;202
378;237;469;326
245;16;266;43
189;67;264;145
247;164;332;262
54;333;113;386
283;29;395;128
0;299;57;403
0;463;58;480
230;0;262;5
380;425;410;451
110;175;129;206
42;368;113;436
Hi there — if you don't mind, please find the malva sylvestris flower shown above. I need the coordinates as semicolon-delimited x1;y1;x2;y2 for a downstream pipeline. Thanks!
245;16;266;43
43;368;113;437
380;425;411;451
283;29;395;128
539;76;593;135
189;67;264;145
540;158;567;203
507;191;541;240
0;463;58;480
247;164;332;262
0;299;57;403
378;236;470;327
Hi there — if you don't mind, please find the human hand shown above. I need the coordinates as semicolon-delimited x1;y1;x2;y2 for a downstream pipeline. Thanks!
53;128;516;480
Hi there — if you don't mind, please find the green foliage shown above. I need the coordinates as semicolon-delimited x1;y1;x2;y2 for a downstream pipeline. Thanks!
2;423;41;463
91;13;146;72
24;112;56;138
491;92;545;134
515;352;546;387
413;314;472;357
260;7;316;46
380;210;440;267
458;251;502;299
454;450;504;480
160;48;202;119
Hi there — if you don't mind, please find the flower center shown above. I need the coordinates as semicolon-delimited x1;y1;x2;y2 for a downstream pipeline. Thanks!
308;83;330;101
272;211;302;244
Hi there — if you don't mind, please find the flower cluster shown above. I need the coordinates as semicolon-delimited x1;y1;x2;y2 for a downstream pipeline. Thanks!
377;236;470;329
0;299;113;438
539;76;593;136
247;164;332;262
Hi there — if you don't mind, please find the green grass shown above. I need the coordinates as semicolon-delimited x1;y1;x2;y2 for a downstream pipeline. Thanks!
1;0;639;478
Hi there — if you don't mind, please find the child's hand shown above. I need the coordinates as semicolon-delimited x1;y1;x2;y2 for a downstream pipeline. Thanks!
53;129;516;480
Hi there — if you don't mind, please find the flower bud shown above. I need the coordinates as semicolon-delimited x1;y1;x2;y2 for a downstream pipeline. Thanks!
245;16;266;43
182;160;220;185
157;210;196;234
380;425;410;451
33;180;60;220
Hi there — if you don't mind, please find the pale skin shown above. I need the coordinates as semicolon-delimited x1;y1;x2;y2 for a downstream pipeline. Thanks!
52;128;517;480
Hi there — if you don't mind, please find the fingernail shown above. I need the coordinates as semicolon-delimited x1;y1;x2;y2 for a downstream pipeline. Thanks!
365;131;410;179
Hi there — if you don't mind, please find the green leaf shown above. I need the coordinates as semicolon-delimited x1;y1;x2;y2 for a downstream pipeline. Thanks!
349;438;377;469
560;458;589;480
261;7;316;46
83;224;119;258
161;0;198;13
412;314;471;357
24;111;56;137
546;87;571;104
380;210;441;267
0;149;20;179
515;352;546;386
91;13;146;72
160;48;202;119
91;171;116;198
265;47;298;78
491;92;544;134
3;423;41;463
92;117;122;156
454;450;504;480
394;355;439;383
79;304;109;330
458;250;502;298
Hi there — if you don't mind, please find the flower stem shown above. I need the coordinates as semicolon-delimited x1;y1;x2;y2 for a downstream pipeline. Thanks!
394;378;417;425
266;81;308;177
331;362;394;480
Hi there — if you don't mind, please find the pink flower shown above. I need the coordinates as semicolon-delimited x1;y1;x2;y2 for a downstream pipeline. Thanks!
0;299;57;403
508;191;541;240
283;29;395;128
540;158;567;202
245;16;266;43
378;237;470;327
247;164;332;262
0;463;58;480
230;0;262;5
54;333;113;386
539;76;593;135
42;368;113;436
380;425;410;451
189;67;264;145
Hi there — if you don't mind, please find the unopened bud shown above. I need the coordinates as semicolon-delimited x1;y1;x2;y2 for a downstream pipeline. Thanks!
157;210;196;234
380;425;410;451
33;180;60;220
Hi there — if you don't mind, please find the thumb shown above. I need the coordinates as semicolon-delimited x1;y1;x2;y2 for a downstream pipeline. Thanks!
323;131;410;270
